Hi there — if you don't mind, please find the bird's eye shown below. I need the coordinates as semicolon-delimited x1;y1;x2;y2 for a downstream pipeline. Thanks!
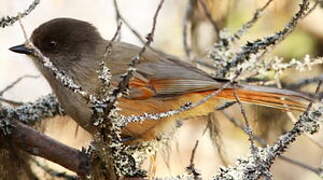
48;40;57;48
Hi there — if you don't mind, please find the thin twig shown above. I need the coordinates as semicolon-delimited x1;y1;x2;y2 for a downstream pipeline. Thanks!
111;21;123;42
307;81;321;111
215;101;237;111
227;0;274;44
284;75;323;89
0;97;23;106
183;0;194;59
205;113;229;166
198;0;220;41
190;140;199;167
186;140;201;180
0;75;38;96
232;88;257;154
18;17;30;42
220;111;267;145
138;0;164;57
113;0;146;45
113;0;122;41
103;21;123;58
197;0;220;40
279;156;323;176
305;0;320;16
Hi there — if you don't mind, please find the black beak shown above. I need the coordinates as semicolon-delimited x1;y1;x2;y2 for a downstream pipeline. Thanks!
9;44;33;55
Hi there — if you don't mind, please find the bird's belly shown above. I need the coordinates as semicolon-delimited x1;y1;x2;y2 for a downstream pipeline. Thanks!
119;93;219;141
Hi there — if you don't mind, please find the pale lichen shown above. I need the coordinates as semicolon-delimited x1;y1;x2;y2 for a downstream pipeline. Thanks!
0;0;40;28
0;94;62;135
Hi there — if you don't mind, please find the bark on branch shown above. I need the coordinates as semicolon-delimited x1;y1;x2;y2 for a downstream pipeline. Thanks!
2;120;90;176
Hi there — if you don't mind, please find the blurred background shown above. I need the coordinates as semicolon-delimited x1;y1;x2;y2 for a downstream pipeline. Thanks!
1;0;323;179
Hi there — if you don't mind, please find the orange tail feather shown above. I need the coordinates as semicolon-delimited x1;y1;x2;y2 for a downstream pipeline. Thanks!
216;85;311;111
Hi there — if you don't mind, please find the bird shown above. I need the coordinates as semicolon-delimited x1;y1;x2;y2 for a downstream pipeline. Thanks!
9;18;310;143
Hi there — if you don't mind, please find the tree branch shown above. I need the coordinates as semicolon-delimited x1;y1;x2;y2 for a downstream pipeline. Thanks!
0;0;40;28
2;120;90;176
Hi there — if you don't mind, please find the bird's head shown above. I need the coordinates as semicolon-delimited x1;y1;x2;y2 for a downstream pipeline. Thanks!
10;18;104;69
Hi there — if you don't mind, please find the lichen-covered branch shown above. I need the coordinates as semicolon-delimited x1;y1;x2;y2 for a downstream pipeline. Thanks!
0;0;40;28
119;81;233;126
211;0;311;78
213;105;323;180
0;93;84;176
222;0;274;46
89;1;166;178
0;94;62;134
220;109;323;177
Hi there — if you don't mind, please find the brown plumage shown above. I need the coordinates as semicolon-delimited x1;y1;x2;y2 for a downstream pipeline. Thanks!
10;18;311;142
